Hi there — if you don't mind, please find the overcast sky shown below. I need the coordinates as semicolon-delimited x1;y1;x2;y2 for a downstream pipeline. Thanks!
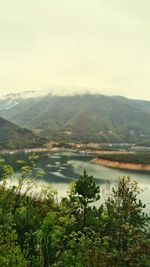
0;0;150;99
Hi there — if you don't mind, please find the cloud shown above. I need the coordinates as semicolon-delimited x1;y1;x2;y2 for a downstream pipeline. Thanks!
0;1;150;100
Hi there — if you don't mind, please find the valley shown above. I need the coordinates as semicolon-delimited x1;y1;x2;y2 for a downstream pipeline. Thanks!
1;1;150;264
0;94;150;266
1;93;150;202
1;92;150;267
1;94;150;144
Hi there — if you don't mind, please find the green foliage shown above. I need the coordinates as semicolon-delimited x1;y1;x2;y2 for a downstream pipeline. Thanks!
0;159;150;267
0;116;46;149
0;225;27;267
73;170;100;207
103;177;150;266
0;159;14;180
98;152;150;164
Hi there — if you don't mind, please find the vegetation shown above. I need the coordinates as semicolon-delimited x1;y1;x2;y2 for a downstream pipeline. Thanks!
0;154;150;266
0;116;46;149
1;94;150;143
97;152;150;165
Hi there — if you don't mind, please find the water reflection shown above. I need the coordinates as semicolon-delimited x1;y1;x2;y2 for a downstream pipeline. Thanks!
2;151;150;209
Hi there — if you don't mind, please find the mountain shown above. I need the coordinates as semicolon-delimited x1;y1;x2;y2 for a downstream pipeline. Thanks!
1;94;150;143
0;90;37;110
0;116;46;149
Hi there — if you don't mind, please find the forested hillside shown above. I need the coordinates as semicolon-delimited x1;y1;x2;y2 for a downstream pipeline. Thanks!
97;152;150;164
0;116;46;149
1;94;150;143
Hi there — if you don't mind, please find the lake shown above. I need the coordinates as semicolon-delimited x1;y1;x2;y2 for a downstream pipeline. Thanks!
2;151;150;210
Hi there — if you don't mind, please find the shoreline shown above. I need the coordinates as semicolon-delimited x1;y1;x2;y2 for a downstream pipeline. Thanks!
0;147;65;155
0;147;50;155
91;158;150;172
0;146;131;155
2;147;150;172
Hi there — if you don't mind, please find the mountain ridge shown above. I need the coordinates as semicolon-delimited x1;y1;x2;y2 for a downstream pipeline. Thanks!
0;116;46;149
1;94;150;143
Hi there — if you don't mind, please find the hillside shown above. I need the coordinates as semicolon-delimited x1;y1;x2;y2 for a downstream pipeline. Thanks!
0;116;46;149
97;152;150;165
1;94;150;143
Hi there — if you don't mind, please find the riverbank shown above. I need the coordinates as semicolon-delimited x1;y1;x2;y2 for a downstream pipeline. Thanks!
0;146;132;156
0;147;66;155
92;158;150;172
1;146;149;173
0;147;51;155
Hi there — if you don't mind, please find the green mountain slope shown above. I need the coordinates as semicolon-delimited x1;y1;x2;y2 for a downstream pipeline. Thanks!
0;116;46;149
1;94;150;143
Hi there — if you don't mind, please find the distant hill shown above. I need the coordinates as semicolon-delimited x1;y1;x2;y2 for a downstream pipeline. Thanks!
0;116;46;149
1;94;150;143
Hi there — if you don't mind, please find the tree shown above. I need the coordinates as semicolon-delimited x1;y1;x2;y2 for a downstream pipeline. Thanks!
0;158;150;267
73;170;100;227
104;176;150;266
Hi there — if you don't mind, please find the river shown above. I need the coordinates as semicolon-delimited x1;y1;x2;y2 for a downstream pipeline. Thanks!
2;151;150;210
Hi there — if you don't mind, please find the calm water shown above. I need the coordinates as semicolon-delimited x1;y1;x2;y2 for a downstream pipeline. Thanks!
2;151;150;210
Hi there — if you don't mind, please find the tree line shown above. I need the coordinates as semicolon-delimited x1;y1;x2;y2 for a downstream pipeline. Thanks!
98;152;150;165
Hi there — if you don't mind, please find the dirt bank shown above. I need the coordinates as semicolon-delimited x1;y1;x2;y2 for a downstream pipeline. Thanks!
92;158;150;172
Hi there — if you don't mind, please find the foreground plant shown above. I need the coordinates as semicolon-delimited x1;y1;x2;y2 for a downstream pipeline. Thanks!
0;157;150;267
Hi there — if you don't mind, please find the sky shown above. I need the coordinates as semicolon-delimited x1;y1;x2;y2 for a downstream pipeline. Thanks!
0;0;150;100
